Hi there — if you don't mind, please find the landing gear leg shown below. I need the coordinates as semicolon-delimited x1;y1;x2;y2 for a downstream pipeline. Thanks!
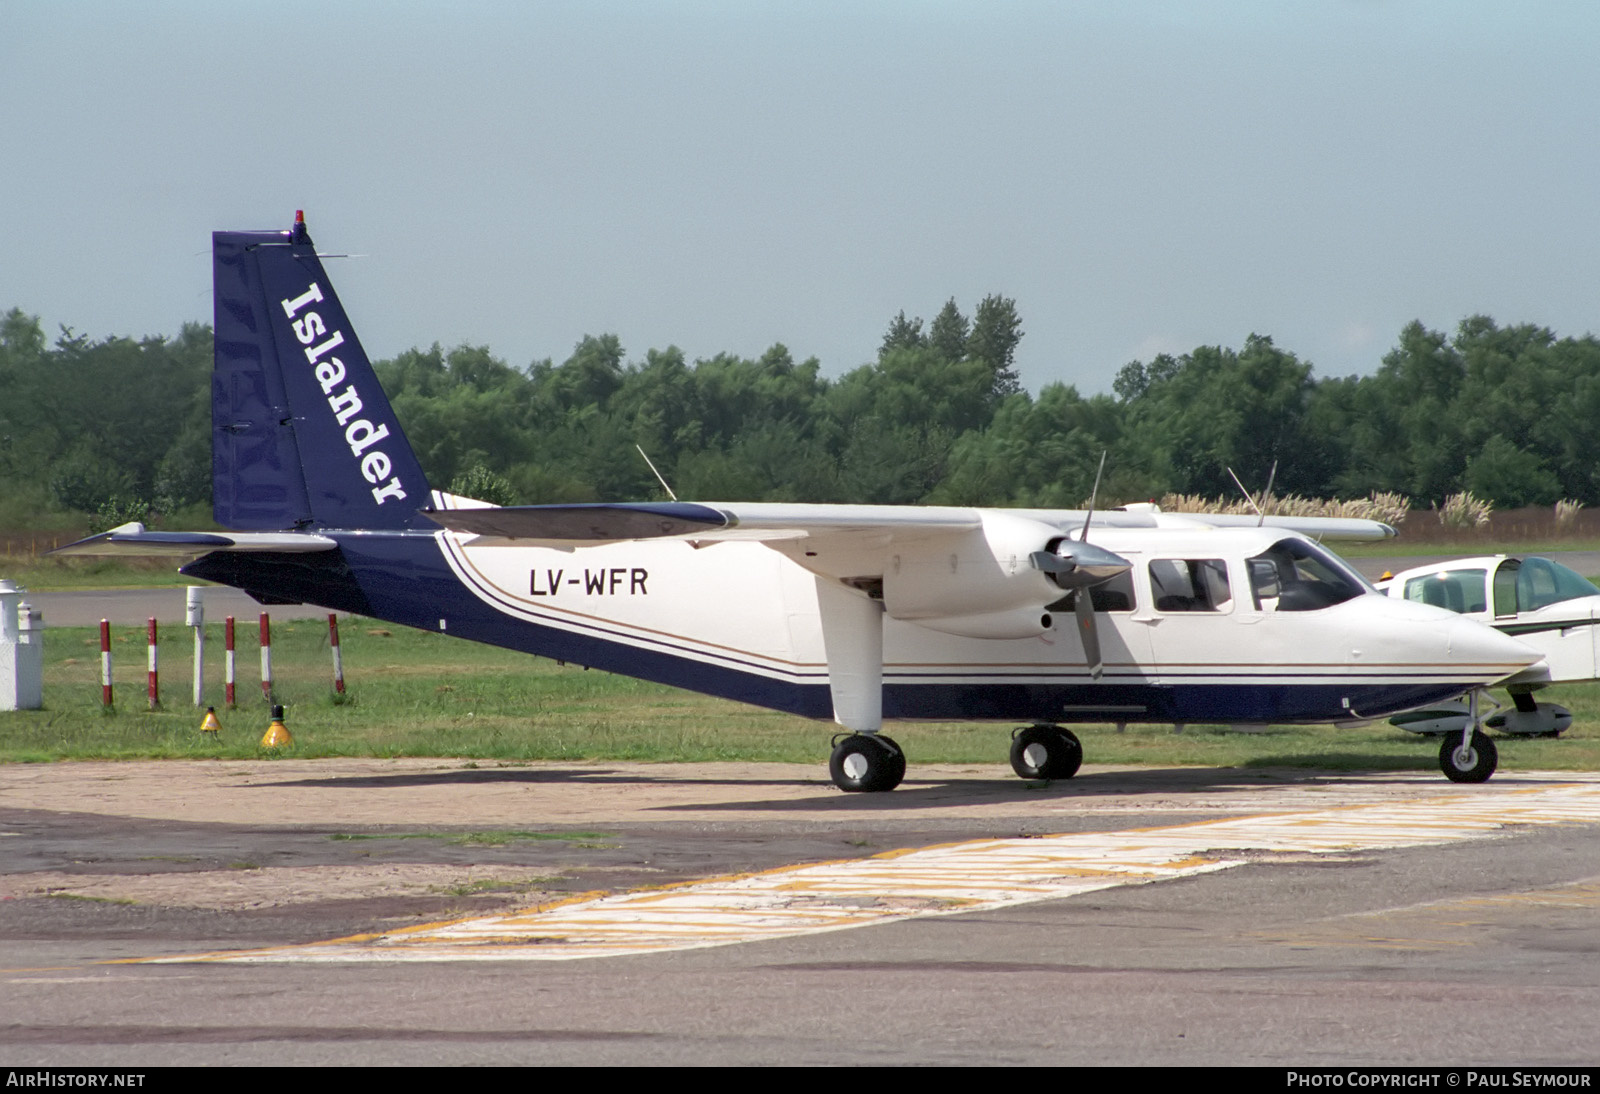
829;733;906;792
816;579;901;792
1440;690;1498;783
1009;724;1083;781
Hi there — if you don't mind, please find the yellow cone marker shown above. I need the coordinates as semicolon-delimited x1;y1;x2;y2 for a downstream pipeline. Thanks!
259;704;292;748
199;706;222;736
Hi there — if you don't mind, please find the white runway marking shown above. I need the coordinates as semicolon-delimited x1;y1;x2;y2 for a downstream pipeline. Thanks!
159;779;1600;964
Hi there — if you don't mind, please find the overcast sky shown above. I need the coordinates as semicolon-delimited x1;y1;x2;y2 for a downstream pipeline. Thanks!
3;1;1596;395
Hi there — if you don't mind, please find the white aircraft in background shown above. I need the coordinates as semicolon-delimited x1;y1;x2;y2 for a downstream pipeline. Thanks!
1379;555;1600;736
56;214;1547;790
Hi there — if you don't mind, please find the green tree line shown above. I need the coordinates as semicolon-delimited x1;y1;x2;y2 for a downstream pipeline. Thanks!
2;298;1596;530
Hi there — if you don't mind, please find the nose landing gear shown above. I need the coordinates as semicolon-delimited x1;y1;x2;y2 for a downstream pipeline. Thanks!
1439;691;1498;783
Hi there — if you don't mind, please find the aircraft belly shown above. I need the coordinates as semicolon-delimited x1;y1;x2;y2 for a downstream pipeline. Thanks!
1140;613;1454;725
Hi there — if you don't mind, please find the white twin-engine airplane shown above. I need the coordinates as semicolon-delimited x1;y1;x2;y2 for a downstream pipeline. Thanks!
58;214;1549;791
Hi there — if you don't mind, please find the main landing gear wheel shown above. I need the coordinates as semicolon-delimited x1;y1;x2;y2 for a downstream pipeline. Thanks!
1439;729;1498;783
1009;724;1083;781
829;733;906;793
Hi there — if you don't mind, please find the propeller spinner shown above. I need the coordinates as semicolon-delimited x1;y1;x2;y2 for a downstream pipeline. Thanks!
1031;540;1131;680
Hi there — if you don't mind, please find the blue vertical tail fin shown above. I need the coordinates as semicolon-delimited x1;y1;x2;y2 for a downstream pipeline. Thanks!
212;212;432;531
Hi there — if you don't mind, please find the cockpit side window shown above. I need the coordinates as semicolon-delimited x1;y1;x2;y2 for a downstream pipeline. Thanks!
1150;558;1231;613
1248;539;1368;612
1402;569;1487;614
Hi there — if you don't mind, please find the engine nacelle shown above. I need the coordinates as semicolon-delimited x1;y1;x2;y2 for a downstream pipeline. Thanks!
882;512;1068;639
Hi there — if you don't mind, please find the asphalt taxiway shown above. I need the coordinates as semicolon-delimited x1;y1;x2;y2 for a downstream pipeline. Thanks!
3;760;1598;1066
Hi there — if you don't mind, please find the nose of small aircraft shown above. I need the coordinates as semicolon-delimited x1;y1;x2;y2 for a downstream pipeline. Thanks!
1360;594;1542;686
1444;616;1543;678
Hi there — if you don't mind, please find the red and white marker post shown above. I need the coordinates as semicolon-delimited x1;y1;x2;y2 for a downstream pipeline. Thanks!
186;587;205;708
328;614;345;695
99;619;112;707
224;616;236;707
146;618;159;710
259;613;273;703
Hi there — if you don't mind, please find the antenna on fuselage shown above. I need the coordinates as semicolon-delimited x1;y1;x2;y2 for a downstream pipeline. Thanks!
1227;460;1278;527
636;445;678;502
1079;450;1107;541
1258;460;1277;526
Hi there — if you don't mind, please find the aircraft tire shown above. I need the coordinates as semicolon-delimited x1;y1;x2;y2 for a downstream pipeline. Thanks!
1439;729;1498;784
829;733;906;793
1009;724;1084;781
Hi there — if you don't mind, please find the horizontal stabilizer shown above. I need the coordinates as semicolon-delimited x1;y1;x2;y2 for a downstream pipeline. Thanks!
51;523;338;557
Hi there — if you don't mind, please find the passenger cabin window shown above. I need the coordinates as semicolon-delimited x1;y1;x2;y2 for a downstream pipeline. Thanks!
1247;539;1369;612
1089;570;1135;612
1149;559;1231;613
1402;569;1487;614
1046;570;1136;614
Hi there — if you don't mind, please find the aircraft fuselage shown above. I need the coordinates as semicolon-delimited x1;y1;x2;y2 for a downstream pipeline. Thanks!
184;524;1534;730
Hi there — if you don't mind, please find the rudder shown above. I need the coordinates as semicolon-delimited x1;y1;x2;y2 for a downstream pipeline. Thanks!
212;212;432;531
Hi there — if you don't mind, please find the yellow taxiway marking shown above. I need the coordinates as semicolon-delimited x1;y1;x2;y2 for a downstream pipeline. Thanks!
150;780;1600;964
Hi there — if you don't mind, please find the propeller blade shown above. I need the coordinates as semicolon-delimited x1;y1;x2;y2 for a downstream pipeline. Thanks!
1075;590;1103;680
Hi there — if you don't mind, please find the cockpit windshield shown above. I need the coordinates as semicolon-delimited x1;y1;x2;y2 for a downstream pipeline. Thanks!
1247;538;1371;612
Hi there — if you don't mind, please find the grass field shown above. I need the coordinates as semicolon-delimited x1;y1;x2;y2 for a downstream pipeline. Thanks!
1;556;202;591
5;617;1598;774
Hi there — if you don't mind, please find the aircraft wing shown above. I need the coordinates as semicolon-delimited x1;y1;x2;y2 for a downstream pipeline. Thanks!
1146;512;1398;542
419;501;1393;545
51;523;338;557
419;501;983;545
53;503;1393;557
